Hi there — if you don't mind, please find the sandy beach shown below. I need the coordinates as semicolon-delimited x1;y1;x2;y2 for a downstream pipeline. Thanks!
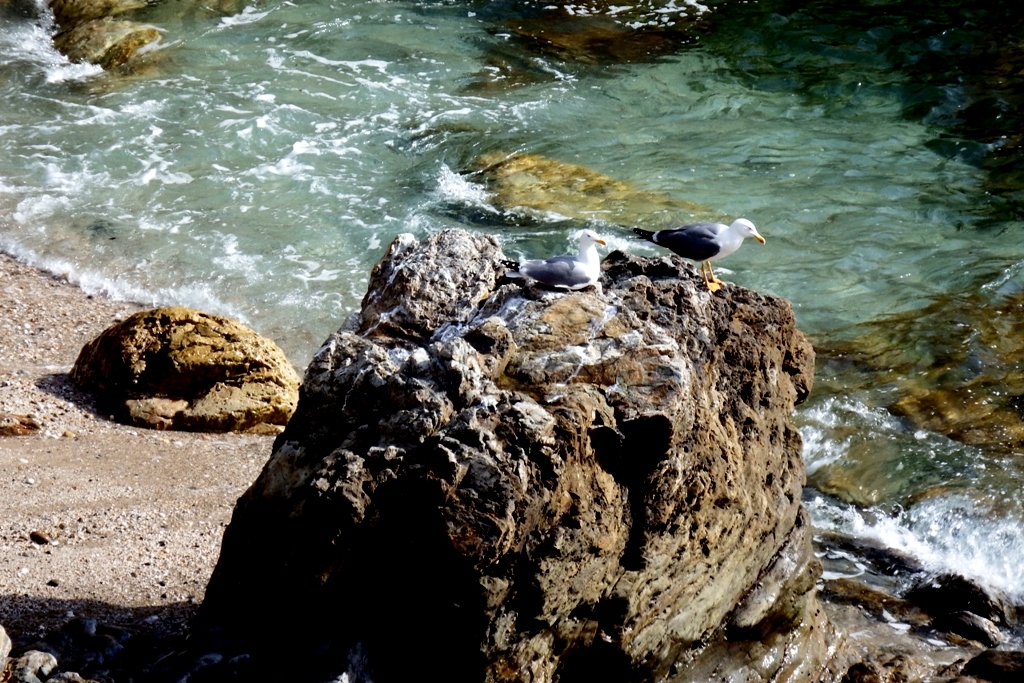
0;251;278;646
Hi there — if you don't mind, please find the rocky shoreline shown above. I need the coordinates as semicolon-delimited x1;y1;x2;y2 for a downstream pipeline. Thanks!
3;246;1024;683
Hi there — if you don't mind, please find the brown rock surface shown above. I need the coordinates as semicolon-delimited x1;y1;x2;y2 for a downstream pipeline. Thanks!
961;649;1024;683
71;306;299;432
49;0;150;29
51;18;161;70
0;413;42;436
197;229;831;682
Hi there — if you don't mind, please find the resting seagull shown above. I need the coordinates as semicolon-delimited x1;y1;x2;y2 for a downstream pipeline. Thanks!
633;218;765;292
501;229;607;291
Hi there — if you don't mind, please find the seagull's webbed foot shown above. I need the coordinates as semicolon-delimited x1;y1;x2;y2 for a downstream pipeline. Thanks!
705;263;726;287
700;263;723;292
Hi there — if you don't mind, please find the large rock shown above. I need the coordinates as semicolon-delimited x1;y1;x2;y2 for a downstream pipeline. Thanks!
905;573;1018;628
196;229;829;682
0;625;10;667
71;306;299;432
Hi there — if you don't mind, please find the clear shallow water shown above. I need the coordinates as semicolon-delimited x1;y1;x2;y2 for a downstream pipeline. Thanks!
2;0;1024;601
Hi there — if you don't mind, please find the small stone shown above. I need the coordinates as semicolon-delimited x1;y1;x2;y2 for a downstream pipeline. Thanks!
0;412;42;436
934;611;1005;647
12;650;59;680
71;306;299;432
841;661;885;683
1;624;11;661
30;530;52;545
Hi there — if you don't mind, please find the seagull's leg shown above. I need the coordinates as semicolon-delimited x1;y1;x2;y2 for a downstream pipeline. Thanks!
701;262;721;292
706;261;725;285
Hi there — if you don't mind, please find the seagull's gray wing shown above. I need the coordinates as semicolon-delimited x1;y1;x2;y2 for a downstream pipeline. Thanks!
520;255;592;289
655;223;724;262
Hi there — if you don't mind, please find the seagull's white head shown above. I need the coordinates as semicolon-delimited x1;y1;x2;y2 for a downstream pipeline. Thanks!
577;229;607;248
731;218;766;244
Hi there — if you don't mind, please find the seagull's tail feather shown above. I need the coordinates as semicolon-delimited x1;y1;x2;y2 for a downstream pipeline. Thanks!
632;227;656;241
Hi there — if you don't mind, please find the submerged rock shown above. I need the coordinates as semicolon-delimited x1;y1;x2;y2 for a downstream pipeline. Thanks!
466;0;710;89
196;229;831;682
71;306;299;432
0;0;37;18
468;152;719;227
817;291;1024;454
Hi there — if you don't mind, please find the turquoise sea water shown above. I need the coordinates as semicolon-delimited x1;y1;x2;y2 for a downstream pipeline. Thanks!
3;0;1024;604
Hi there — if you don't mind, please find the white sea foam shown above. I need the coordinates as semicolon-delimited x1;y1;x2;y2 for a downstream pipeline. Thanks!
807;493;1024;602
283;246;342;283
0;15;103;83
218;6;274;28
434;164;492;208
801;394;1024;600
0;239;244;325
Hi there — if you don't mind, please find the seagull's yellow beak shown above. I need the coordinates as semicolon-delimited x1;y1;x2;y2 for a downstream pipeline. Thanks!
755;235;766;244
596;238;607;246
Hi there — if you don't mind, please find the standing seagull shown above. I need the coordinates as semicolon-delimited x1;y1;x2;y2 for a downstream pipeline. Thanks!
633;218;765;292
501;229;607;291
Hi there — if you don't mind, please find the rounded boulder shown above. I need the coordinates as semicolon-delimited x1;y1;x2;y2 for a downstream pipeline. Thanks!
72;306;299;432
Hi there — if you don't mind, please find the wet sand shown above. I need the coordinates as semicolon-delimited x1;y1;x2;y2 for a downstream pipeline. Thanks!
0;251;275;645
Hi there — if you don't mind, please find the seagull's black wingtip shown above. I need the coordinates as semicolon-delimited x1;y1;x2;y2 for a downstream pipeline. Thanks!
633;227;655;240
